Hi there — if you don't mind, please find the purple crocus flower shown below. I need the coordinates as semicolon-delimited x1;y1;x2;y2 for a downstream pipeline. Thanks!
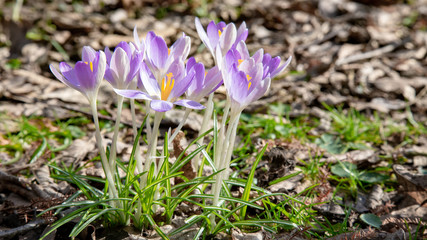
195;17;248;62
104;41;143;90
115;60;205;112
185;57;223;102
221;41;292;112
144;31;191;83
50;46;106;102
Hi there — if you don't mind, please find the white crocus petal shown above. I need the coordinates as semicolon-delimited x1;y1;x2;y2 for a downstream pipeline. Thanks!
219;24;237;56
195;17;212;52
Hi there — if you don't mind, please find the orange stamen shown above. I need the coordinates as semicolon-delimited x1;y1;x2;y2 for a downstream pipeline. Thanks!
161;72;175;101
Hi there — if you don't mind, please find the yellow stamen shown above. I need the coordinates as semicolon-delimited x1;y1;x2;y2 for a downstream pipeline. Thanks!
161;72;175;101
238;59;244;66
168;48;171;55
205;71;208;76
246;75;252;90
218;29;222;37
84;62;94;72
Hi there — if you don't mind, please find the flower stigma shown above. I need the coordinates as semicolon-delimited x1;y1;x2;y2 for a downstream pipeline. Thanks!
161;72;175;101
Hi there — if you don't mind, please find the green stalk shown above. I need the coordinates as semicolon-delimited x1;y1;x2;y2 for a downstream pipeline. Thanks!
109;95;124;173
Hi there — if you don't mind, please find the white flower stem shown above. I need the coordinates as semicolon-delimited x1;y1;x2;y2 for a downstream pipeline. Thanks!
130;99;144;174
109;95;124;173
168;108;191;145
90;100;121;212
192;93;215;173
145;101;152;140
210;106;238;228
142;111;164;181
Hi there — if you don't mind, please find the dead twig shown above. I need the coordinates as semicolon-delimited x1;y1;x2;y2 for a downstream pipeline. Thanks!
0;218;49;239
336;40;405;66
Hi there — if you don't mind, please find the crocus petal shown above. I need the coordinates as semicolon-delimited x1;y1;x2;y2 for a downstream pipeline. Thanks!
151;100;174;112
105;67;119;87
174;99;205;110
126;52;142;84
169;67;194;100
270;56;292;77
95;51;106;86
82;46;96;62
133;26;145;52
235;41;250;60
117;41;132;59
74;62;96;91
50;64;77;89
195;17;212;51
59;62;77;85
235;21;248;46
114;89;151;100
104;47;113;64
170;33;191;62
206;21;220;52
140;66;161;97
147;34;168;69
219;24;237;55
186;57;197;73
111;48;130;87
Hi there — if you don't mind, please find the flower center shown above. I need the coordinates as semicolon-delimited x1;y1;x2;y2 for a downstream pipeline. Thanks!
161;72;175;101
84;62;94;72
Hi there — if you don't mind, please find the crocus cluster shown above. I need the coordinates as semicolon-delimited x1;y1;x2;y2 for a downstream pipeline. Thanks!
49;17;291;227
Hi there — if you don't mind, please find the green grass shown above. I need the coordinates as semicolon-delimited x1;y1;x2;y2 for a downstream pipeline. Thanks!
0;113;87;166
4;102;422;239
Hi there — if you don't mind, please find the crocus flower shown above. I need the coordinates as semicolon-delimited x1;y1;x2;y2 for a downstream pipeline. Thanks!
104;41;143;90
221;41;292;113
144;31;191;84
115;60;205;112
50;46;106;102
195;17;248;62
185;57;223;102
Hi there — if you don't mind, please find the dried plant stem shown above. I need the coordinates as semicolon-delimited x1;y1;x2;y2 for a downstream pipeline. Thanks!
109;95;124;172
